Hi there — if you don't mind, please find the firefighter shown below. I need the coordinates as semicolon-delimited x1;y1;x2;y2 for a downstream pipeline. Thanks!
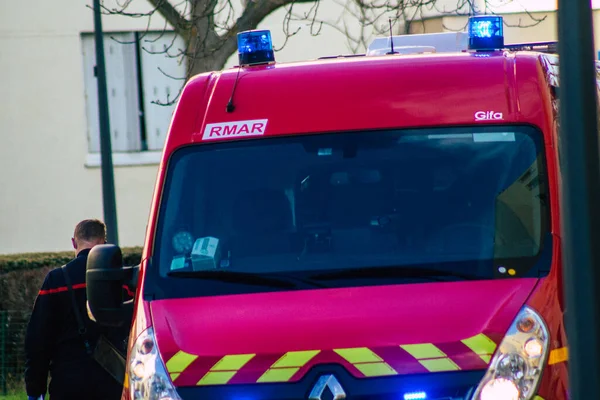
25;219;130;400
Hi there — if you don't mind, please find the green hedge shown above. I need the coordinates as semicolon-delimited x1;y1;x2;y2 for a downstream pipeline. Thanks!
0;248;143;393
0;247;143;312
0;247;143;275
0;243;144;322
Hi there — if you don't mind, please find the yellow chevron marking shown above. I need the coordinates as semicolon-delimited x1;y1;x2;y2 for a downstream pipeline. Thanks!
479;354;492;363
195;353;255;385
170;333;507;386
548;347;568;365
461;333;497;363
400;343;460;372
334;347;384;364
401;343;446;360
257;367;300;383
165;350;199;381
354;362;397;377
211;354;255;371
419;358;460;372
255;350;321;383
334;347;397;377
197;371;237;386
271;350;320;368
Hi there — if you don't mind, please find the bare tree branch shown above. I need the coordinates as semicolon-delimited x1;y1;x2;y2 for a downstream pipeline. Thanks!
202;0;319;71
145;0;190;36
100;0;549;107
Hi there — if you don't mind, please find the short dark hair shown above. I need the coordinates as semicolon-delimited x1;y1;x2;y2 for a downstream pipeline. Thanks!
73;219;106;242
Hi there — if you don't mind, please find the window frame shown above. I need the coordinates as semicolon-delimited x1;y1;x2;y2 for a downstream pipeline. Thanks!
81;30;186;167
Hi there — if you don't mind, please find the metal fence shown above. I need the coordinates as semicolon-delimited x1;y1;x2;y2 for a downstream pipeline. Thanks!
0;310;30;395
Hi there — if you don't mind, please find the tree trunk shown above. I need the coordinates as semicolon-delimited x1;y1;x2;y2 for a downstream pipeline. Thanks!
184;0;240;78
186;32;237;78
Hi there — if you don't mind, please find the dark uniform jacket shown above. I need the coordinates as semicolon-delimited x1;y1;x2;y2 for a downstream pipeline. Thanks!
24;248;133;400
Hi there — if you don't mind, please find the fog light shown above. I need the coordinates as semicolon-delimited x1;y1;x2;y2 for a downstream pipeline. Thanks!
480;378;519;400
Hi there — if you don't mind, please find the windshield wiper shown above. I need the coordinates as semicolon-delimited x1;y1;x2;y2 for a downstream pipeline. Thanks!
308;266;480;282
167;270;297;289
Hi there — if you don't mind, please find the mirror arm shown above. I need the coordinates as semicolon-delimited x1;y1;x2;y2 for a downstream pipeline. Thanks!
123;264;140;291
121;299;134;327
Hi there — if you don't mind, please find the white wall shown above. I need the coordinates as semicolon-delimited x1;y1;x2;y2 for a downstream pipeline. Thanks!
412;0;558;16
0;0;597;254
0;0;170;254
0;0;358;255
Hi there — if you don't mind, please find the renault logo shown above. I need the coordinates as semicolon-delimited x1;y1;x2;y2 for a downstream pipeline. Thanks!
308;374;346;399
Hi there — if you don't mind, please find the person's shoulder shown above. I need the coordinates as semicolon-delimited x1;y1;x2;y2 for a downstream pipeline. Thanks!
46;255;79;283
63;250;90;270
63;253;88;282
45;266;64;282
65;255;84;268
39;265;67;292
46;263;70;285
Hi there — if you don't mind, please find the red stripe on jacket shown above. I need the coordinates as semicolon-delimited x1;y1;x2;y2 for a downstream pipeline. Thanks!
39;283;87;295
39;284;134;296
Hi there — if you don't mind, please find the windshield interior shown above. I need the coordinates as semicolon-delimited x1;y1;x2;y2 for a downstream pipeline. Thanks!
152;126;550;296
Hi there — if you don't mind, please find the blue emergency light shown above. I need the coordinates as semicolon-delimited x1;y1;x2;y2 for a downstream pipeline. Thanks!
468;15;504;51
237;30;275;66
403;391;427;400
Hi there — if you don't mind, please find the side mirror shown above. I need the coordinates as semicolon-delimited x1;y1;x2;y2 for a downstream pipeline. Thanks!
86;244;135;327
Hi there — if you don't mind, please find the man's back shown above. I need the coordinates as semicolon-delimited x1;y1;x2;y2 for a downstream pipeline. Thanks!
25;219;128;400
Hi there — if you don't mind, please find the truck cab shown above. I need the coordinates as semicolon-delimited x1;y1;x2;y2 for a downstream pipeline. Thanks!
86;15;568;400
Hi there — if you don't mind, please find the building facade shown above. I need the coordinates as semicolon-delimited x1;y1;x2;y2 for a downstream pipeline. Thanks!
0;0;592;254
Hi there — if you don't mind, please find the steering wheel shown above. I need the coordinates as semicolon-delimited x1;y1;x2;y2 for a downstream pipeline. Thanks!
426;223;509;253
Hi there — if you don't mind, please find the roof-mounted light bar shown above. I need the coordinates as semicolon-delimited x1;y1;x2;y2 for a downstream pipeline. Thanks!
366;32;469;56
344;15;556;59
468;15;504;51
237;30;275;66
504;41;558;54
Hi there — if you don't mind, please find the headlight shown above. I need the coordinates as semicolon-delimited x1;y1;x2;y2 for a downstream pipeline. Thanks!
471;306;549;400
129;327;182;400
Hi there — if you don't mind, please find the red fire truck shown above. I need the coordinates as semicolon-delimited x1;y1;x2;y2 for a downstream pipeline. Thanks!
86;14;568;400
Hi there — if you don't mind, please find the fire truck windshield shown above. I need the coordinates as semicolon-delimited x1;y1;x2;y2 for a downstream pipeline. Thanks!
152;125;550;297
